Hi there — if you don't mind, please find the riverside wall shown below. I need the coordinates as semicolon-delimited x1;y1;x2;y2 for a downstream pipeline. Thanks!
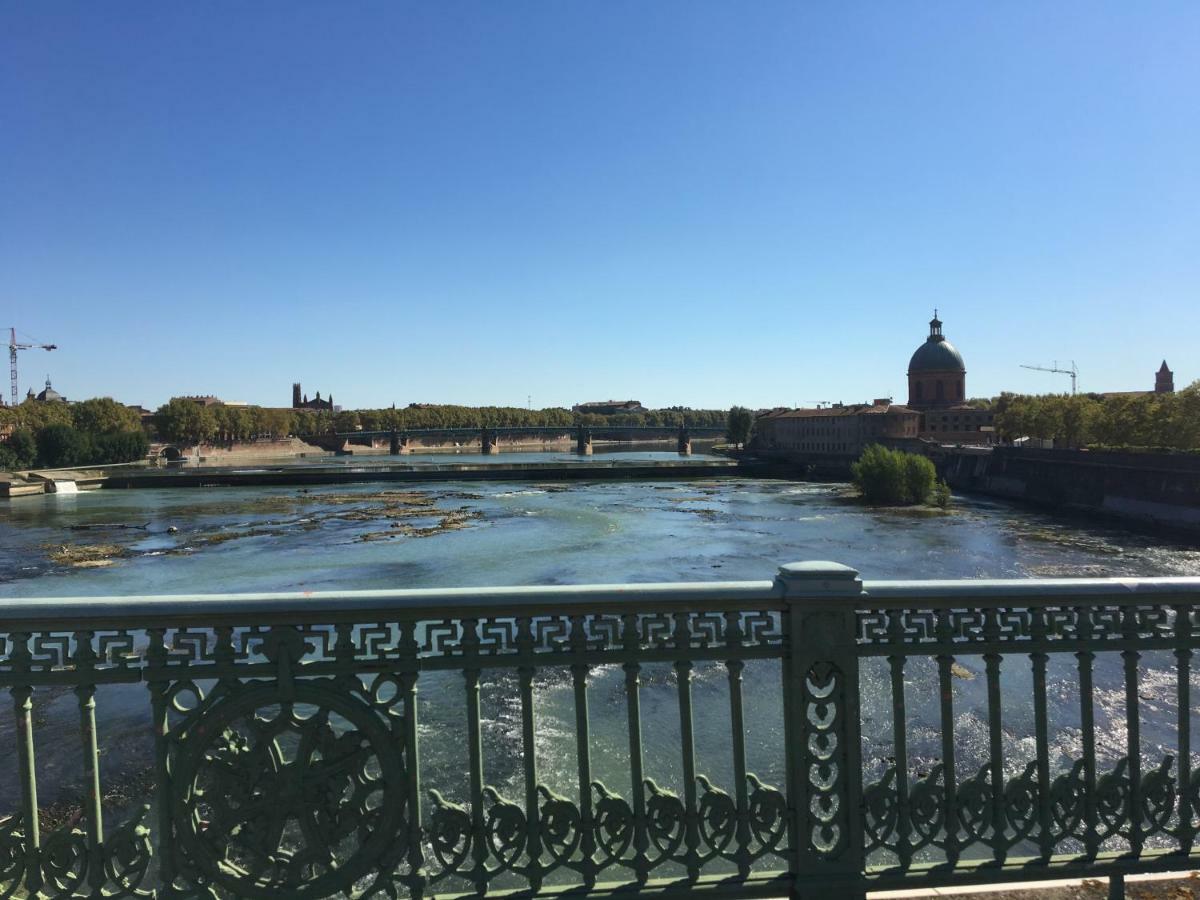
941;447;1200;535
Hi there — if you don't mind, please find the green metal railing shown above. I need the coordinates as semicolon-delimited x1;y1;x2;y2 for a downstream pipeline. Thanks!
1;563;1198;898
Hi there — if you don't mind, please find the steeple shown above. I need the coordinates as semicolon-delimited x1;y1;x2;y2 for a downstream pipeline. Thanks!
1156;360;1174;394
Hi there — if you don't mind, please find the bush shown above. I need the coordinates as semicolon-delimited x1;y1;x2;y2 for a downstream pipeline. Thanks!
902;452;935;504
931;479;952;509
851;444;940;505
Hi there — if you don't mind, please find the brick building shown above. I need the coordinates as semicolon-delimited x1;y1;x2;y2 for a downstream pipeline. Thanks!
754;400;920;457
906;313;995;444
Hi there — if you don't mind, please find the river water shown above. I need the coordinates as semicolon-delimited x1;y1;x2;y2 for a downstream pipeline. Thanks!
2;462;1199;871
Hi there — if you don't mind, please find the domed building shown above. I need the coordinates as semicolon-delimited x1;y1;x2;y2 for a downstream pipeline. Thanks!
905;313;995;444
27;377;67;404
907;312;965;409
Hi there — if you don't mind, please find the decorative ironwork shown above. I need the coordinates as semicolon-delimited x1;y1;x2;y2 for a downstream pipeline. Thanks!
1;564;1198;898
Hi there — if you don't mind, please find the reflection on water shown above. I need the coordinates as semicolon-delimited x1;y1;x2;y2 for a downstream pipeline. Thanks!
2;472;1198;865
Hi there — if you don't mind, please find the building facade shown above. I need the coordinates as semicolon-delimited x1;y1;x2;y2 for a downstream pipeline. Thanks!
754;400;920;457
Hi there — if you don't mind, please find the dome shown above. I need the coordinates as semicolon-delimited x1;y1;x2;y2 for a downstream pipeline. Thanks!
908;338;964;373
907;313;965;373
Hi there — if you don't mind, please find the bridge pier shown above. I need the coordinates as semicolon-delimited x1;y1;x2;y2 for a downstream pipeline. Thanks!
481;428;499;455
677;425;692;456
576;426;593;456
389;431;409;456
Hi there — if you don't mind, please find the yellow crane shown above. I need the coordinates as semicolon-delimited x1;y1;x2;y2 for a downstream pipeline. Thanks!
8;327;57;407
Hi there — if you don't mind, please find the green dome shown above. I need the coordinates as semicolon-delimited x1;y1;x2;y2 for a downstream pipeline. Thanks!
908;313;965;373
908;337;965;373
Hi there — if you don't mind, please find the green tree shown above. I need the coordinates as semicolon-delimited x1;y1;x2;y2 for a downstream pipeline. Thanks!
851;444;939;505
15;398;73;432
154;399;216;444
726;406;754;448
5;428;38;468
71;397;140;435
36;424;93;468
334;410;361;432
92;430;150;463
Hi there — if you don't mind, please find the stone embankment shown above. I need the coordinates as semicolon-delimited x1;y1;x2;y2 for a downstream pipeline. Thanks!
941;446;1200;536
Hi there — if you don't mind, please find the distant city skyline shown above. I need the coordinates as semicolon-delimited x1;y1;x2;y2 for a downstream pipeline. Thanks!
3;3;1198;410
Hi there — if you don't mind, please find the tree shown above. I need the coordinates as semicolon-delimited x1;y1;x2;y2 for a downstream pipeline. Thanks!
15;397;73;432
36;424;93;468
334;410;361;432
92;430;150;463
726;406;754;448
5;428;37;468
851;444;939;505
154;399;216;444
71;397;140;435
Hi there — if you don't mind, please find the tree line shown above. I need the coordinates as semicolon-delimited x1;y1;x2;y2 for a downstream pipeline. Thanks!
2;398;732;467
990;382;1200;450
148;401;729;445
0;398;149;470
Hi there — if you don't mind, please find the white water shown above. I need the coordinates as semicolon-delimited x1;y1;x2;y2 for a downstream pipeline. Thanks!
49;480;78;494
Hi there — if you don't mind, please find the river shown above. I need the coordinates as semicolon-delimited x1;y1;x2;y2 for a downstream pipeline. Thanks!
2;463;1198;872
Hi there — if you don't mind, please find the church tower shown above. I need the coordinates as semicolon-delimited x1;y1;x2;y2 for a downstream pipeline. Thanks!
1155;361;1174;394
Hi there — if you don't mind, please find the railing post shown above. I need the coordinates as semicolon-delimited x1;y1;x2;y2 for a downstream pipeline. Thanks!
778;561;865;900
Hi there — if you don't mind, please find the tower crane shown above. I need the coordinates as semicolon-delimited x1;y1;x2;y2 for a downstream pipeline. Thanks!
8;328;57;407
1020;360;1077;395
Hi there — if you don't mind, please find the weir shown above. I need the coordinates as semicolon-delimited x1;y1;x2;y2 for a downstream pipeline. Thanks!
1;563;1197;898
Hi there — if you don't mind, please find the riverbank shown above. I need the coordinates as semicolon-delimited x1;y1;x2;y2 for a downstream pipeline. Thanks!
941;446;1200;537
2;456;742;496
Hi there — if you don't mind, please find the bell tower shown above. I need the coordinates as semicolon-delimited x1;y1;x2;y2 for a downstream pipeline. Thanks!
1156;361;1174;394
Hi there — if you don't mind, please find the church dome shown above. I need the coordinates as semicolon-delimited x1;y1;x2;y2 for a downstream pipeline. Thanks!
908;313;965;373
35;378;65;403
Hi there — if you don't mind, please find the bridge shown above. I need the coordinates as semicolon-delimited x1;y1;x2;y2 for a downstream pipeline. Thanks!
301;424;728;456
1;562;1197;898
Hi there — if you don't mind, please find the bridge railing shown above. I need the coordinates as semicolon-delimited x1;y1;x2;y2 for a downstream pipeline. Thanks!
1;565;1198;898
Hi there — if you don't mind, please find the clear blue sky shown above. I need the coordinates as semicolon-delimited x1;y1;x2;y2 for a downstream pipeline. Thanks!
3;2;1197;410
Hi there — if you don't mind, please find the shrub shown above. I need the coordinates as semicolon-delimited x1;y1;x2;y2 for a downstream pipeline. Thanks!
851;444;940;505
902;452;936;504
931;479;952;509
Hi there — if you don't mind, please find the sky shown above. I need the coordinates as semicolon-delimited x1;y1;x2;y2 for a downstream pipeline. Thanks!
2;2;1198;411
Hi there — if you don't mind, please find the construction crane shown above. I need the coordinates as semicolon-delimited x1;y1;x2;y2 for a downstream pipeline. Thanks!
8;327;57;407
1020;360;1077;395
